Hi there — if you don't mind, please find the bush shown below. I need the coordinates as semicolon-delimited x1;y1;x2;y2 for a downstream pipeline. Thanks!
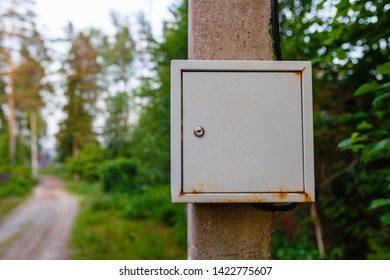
100;158;141;193
66;145;104;181
0;173;37;199
123;186;187;247
68;181;186;259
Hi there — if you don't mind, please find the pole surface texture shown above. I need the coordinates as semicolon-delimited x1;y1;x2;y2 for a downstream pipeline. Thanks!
188;0;275;260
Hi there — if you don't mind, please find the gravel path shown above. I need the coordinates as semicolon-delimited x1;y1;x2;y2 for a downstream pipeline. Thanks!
0;175;78;259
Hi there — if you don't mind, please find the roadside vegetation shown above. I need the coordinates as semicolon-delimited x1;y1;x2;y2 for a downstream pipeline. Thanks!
0;0;388;259
66;180;186;259
0;172;37;221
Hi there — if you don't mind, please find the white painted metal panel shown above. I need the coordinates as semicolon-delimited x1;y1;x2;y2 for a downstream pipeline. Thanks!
183;71;303;193
171;60;315;203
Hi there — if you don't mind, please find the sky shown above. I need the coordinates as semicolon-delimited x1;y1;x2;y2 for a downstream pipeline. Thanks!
35;0;176;38
32;0;177;152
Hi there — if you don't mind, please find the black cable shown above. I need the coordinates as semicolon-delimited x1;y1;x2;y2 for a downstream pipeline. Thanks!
252;203;299;212
271;0;283;60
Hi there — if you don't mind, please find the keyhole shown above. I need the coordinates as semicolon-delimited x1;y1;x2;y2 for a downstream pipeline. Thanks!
194;126;205;137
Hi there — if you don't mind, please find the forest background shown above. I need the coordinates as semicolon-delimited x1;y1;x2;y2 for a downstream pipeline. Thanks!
0;0;388;259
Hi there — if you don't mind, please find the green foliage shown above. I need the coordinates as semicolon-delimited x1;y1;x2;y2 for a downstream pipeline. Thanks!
273;227;325;260
100;158;141;193
0;175;36;199
0;174;37;220
337;61;390;259
67;181;186;259
14;48;45;113
0;131;10;173
102;91;132;159
100;12;136;87
129;0;188;185
56;30;102;160
273;0;390;259
66;144;104;182
98;13;136;159
122;186;187;246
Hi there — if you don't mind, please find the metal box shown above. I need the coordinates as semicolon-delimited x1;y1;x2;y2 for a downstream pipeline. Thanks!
171;60;314;203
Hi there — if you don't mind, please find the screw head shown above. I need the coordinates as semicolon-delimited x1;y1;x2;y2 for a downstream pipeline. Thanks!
194;126;205;137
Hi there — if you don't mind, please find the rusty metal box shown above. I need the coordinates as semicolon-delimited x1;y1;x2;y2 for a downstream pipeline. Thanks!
171;60;315;203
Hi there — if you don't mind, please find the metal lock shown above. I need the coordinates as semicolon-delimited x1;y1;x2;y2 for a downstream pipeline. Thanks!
194;126;205;137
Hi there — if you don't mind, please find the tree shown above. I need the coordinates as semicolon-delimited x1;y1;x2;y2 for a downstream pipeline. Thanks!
337;61;390;259
130;0;188;184
14;47;45;177
274;0;389;259
99;12;136;158
103;91;131;158
57;28;102;160
0;0;38;167
100;12;136;92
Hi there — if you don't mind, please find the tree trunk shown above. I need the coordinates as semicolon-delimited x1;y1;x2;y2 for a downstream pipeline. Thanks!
311;203;326;256
6;51;17;168
30;111;39;178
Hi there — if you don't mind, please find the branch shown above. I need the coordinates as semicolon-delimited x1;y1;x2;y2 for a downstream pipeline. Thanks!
319;159;358;188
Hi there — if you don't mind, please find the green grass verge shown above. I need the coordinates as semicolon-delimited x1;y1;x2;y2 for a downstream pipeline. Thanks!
39;165;72;180
0;178;37;221
67;181;187;259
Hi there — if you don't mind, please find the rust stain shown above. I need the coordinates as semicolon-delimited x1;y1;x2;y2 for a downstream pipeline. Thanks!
303;192;313;202
204;197;266;203
188;182;206;194
294;71;302;78
191;187;202;194
276;192;287;201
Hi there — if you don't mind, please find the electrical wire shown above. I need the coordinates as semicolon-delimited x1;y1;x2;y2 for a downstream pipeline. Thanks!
252;202;299;212
271;0;283;60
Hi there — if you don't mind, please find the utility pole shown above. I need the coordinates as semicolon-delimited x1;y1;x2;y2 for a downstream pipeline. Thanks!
188;0;275;259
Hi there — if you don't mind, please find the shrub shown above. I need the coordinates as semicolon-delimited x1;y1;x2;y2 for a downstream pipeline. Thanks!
100;158;141;193
66;145;104;181
122;186;187;247
0;174;37;199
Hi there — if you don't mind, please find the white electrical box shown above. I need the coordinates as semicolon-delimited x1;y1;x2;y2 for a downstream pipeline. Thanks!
171;60;315;203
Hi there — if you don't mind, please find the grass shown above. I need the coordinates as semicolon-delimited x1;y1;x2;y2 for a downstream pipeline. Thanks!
0;197;26;221
67;181;187;259
39;164;72;180
0;178;37;222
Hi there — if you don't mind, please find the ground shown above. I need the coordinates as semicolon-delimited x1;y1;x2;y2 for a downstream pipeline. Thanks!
0;175;78;259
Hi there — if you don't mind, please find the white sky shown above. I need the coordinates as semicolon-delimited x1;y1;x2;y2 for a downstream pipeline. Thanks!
35;0;176;38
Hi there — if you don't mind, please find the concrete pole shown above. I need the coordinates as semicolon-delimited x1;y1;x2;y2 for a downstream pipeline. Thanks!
188;0;275;260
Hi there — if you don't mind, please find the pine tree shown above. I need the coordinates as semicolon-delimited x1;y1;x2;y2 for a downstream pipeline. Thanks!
14;47;45;177
104;91;130;158
57;28;102;160
130;0;188;184
0;0;38;167
100;12;136;158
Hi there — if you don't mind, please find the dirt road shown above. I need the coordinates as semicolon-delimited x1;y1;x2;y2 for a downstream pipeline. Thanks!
0;175;78;259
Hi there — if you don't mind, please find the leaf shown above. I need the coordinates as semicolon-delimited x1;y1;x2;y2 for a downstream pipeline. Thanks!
361;139;390;162
376;62;390;75
380;213;390;225
323;36;335;46
337;138;364;151
351;132;359;140
372;92;390;108
370;199;390;210
336;49;347;60
354;83;380;96
357;121;373;131
337;138;355;149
